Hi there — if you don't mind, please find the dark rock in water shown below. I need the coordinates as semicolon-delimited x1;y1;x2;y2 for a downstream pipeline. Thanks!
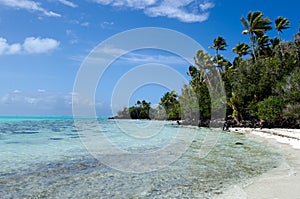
108;117;115;119
50;138;63;141
235;142;244;145
13;131;39;134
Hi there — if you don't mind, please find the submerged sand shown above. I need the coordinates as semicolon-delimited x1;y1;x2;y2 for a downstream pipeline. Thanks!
216;128;300;199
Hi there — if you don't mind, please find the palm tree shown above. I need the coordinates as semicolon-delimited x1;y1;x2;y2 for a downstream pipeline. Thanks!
275;16;290;55
160;91;178;114
232;42;251;58
141;100;151;119
275;16;290;41
241;11;272;60
256;34;271;57
187;65;201;88
209;36;227;69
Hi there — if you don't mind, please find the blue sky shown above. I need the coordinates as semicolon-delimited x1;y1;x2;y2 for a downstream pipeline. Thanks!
0;0;299;116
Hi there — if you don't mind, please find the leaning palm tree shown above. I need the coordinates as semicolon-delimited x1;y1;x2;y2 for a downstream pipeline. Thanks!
257;34;271;57
241;11;272;60
275;16;290;55
232;42;251;58
209;36;227;69
275;16;290;41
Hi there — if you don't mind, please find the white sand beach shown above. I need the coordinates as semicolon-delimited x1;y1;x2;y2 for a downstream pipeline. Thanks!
216;128;300;199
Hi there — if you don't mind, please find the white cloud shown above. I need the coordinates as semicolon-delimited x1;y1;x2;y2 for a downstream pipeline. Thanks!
100;21;114;29
121;52;189;65
72;46;189;65
25;97;38;104
0;36;60;55
97;46;188;65
97;45;127;55
80;22;90;27
92;0;215;23
6;43;22;54
23;37;60;54
199;1;214;11
58;0;77;8
93;0;157;9
66;29;78;44
0;0;61;17
0;37;22;55
13;89;22;93
38;89;46;93
145;1;210;23
0;38;7;54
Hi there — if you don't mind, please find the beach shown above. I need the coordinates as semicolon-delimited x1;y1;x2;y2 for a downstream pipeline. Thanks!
217;128;300;199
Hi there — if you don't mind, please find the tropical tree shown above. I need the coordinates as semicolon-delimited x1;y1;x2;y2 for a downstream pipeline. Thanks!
294;27;300;62
227;92;243;125
127;100;152;119
270;37;280;54
159;91;180;120
187;64;211;122
256;96;283;121
275;16;290;41
232;42;251;58
140;100;151;119
187;65;201;88
241;11;272;60
275;16;290;55
209;36;228;69
179;85;200;125
256;34;271;57
116;11;300;128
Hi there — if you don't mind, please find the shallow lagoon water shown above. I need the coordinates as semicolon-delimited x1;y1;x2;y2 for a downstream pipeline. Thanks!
0;118;283;198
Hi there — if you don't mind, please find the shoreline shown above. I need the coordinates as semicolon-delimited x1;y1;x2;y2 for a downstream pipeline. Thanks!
216;127;300;198
229;127;300;149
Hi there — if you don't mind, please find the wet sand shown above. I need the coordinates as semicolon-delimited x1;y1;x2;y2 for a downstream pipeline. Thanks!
216;128;300;199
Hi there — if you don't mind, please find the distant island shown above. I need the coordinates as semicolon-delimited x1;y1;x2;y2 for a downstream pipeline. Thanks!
114;11;300;129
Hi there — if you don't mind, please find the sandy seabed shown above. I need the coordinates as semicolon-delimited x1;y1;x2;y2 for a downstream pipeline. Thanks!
215;128;300;199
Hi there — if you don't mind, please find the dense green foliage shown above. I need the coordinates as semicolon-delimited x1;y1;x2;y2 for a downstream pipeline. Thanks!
158;91;181;120
117;100;151;119
117;11;300;128
221;11;299;127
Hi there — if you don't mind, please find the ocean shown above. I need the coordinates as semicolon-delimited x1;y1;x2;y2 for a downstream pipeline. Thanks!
0;117;283;198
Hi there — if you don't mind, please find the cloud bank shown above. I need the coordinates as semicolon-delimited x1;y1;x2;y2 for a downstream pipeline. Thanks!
92;0;215;23
0;37;60;55
0;90;108;116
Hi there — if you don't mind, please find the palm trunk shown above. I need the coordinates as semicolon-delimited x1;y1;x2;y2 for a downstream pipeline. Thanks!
227;101;242;126
278;31;284;57
250;33;257;60
216;49;219;70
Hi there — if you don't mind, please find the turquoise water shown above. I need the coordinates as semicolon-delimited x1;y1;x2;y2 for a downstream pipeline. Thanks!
0;117;283;198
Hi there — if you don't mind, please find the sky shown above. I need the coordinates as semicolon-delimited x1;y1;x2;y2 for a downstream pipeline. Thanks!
0;0;299;116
